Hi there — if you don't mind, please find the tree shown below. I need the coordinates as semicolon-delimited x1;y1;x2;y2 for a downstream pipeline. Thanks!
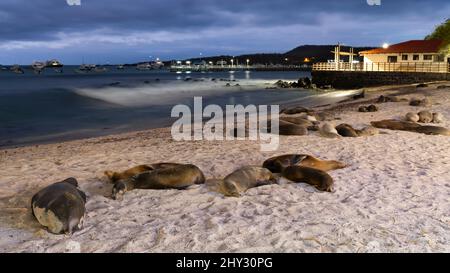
426;19;450;52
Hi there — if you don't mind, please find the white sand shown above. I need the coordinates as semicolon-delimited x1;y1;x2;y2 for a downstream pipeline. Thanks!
1;83;449;253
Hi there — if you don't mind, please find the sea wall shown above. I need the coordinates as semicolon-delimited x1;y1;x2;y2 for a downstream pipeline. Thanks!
311;71;450;89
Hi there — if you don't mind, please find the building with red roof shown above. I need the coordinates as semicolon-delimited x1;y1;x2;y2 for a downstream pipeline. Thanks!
359;40;450;71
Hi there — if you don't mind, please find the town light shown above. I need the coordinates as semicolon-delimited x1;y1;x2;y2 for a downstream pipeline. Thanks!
382;43;390;49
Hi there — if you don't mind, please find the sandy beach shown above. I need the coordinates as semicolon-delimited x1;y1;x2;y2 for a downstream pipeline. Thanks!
1;83;449;253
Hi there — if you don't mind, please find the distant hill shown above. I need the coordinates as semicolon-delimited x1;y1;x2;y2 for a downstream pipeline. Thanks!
170;44;376;66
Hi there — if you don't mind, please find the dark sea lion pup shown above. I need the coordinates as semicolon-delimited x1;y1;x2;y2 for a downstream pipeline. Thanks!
104;163;183;183
112;164;205;200
282;166;334;192
31;178;87;235
263;154;347;173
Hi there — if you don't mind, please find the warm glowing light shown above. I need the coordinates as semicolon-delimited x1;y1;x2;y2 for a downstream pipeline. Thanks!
382;43;389;49
304;58;311;63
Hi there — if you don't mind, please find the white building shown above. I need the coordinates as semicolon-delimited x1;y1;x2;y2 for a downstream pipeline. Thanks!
359;40;450;72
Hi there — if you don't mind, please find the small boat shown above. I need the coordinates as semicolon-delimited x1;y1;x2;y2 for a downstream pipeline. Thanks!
46;59;63;68
74;64;96;73
10;64;24;74
94;66;108;73
136;62;152;70
32;61;46;74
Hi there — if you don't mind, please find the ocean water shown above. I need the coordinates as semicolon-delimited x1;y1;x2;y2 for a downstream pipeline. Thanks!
0;67;356;147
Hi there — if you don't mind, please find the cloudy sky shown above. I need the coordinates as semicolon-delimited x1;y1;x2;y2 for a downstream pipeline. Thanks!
0;0;448;64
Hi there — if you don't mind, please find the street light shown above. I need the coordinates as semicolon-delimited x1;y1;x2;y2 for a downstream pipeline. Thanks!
246;59;250;68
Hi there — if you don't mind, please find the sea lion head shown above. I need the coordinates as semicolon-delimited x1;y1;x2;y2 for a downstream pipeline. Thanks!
111;180;129;200
104;171;119;183
222;181;242;197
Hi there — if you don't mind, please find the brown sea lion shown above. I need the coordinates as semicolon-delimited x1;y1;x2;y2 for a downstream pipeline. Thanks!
282;166;334;192
263;154;347;173
418;111;433;123
409;97;431;107
359;105;378;112
31;178;86;234
281;106;314;115
371;120;450;136
336;124;359;137
213;166;277;197
279;120;308;136
105;163;183;183
357;126;380;137
280;116;315;127
111;164;205;200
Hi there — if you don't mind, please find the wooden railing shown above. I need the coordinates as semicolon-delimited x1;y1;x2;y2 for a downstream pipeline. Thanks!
313;62;450;73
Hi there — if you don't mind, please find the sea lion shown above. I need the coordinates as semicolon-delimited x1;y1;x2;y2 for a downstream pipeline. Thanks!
31;178;86;235
405;112;420;123
105;163;183;183
336;124;359;137
281;106;314;115
409;97;431;107
418;111;433;123
280;116;314;127
432;113;444;124
281;166;334;192
319;123;340;138
357;126;379;137
263;154;347;173
215;166;277;197
279;120;308;136
371;120;450;136
111;164;205;199
358;106;368;113
359;105;378;112
377;95;406;103
367;104;378;112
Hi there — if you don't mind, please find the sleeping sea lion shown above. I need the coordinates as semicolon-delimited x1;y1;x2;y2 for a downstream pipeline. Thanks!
263;154;347;173
280;116;315;128
336;124;378;137
336;124;359;137
104;163;183;183
418;111;433;123
281;166;334;192
357;126;379;137
111;164;205;199
31;178;86;235
213;166;277;197
371;120;450;136
279;120;308;136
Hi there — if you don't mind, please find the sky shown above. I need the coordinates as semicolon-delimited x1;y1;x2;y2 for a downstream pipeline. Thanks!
0;0;449;64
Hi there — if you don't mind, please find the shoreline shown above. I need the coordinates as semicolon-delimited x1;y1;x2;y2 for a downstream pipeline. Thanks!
1;82;449;252
0;81;434;151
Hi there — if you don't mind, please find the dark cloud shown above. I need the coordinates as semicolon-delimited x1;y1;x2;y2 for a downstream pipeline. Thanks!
0;0;448;64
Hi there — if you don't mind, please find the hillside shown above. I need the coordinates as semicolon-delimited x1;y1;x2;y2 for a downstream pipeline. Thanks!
177;44;376;65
